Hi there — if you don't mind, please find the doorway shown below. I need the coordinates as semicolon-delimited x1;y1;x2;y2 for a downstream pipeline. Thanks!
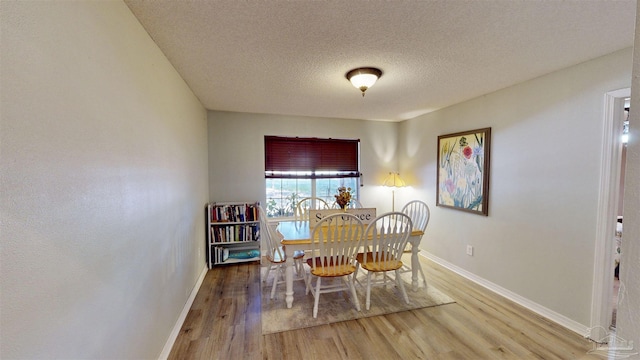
611;98;628;330
589;88;629;342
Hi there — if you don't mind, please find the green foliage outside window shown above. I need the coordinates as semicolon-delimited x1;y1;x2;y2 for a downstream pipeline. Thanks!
265;178;358;218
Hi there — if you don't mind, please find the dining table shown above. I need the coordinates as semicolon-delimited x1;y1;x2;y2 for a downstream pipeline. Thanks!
276;220;425;309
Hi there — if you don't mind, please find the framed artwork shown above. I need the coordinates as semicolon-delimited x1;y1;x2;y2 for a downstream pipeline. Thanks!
436;127;491;216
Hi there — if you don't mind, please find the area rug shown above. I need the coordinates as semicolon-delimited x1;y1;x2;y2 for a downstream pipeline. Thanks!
261;261;455;335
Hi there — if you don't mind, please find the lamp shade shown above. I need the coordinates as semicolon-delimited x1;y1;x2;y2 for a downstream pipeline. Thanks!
346;67;382;96
383;172;406;188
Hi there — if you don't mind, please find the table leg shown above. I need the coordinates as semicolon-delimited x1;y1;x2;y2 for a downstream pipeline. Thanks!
285;252;294;308
410;237;419;291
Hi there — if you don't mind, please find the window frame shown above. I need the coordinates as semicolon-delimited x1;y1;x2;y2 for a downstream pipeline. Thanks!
264;136;361;218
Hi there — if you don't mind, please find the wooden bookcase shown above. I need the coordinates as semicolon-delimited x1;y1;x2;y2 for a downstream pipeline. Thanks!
206;201;260;268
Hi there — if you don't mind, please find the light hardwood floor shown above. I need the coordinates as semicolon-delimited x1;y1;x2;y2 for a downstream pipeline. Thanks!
168;258;600;359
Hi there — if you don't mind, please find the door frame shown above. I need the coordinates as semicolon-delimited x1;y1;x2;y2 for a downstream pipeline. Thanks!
589;88;628;342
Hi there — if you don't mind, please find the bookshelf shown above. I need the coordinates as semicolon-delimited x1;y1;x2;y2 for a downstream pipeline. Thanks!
206;201;261;268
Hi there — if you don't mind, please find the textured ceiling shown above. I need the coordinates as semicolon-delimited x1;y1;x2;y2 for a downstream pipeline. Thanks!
125;0;637;122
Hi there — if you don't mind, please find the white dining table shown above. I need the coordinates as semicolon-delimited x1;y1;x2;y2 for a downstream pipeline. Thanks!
276;220;425;309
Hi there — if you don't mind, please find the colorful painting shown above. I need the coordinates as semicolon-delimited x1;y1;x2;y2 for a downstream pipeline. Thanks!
436;128;491;216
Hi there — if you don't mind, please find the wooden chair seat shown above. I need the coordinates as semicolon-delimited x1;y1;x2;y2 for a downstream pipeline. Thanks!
356;252;403;272
306;257;357;277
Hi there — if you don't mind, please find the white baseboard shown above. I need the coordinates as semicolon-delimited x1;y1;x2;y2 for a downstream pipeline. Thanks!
158;266;208;360
422;251;590;337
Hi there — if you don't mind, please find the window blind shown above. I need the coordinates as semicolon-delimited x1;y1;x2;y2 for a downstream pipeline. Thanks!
264;136;360;178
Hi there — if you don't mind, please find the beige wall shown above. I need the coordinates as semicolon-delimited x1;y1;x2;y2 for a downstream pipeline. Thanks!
207;111;401;212
397;48;632;328
0;2;208;359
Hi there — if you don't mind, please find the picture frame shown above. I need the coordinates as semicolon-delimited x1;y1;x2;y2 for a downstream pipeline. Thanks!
436;127;491;216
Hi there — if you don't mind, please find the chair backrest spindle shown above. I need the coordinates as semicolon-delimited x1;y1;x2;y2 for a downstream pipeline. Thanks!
401;200;430;232
366;212;413;265
295;197;330;222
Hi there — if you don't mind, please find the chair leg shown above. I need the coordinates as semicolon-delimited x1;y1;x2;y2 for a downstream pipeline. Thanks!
395;268;409;304
313;277;322;318
418;262;427;287
294;258;303;277
304;269;312;295
353;262;361;287
365;271;372;310
270;265;281;299
349;273;361;312
264;265;272;283
297;258;309;282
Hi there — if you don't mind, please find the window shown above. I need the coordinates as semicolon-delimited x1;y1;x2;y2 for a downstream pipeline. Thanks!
264;136;360;217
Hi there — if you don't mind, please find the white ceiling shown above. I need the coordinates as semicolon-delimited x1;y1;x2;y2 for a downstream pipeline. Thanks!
124;0;637;122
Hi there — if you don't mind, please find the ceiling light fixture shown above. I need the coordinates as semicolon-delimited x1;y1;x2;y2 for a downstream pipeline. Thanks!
346;67;382;97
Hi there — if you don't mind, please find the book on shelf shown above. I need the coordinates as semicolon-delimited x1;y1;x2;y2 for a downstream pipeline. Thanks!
210;203;259;223
210;224;260;243
213;247;230;264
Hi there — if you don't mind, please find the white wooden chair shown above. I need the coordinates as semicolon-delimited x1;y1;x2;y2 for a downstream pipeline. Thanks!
399;200;430;287
259;206;305;299
306;213;364;318
355;212;413;310
295;197;330;223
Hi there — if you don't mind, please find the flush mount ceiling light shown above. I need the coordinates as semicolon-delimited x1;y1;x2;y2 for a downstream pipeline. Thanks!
346;67;382;97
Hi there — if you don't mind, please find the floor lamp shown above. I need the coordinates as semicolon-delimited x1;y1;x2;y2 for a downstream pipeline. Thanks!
383;172;406;212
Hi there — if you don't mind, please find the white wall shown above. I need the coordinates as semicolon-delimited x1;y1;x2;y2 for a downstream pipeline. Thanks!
208;111;401;212
397;48;632;327
0;2;208;359
617;2;640;356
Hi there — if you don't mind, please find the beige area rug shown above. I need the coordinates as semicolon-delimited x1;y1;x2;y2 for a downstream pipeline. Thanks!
260;260;455;335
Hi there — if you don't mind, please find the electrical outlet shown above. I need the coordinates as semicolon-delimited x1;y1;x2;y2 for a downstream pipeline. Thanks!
466;245;474;256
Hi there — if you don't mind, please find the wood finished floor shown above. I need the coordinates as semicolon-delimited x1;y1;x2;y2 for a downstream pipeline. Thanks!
168;258;600;359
